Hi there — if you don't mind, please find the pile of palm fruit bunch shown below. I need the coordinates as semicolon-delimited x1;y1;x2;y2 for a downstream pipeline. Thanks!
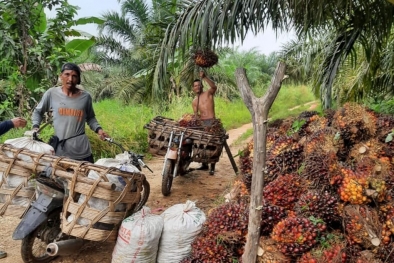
180;102;394;262
178;113;225;134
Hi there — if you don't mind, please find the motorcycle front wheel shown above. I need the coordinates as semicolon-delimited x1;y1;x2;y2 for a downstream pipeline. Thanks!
132;179;150;213
21;208;63;263
162;159;174;196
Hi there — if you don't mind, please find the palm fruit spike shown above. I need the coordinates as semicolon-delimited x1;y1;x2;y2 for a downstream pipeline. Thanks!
260;204;287;235
338;168;370;205
343;205;382;249
194;49;219;68
266;137;304;183
271;216;327;256
257;237;290;263
202;200;249;239
295;190;340;224
332;102;377;144
263;174;305;210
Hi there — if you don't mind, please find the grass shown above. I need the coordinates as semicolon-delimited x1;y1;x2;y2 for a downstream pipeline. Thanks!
0;83;317;159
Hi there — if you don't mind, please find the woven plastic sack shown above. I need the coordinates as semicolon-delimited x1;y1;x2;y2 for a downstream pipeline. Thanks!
2;137;54;187
0;137;54;206
156;200;206;263
69;154;140;226
112;206;163;263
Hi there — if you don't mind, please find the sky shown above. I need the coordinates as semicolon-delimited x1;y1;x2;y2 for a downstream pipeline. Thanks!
47;0;294;55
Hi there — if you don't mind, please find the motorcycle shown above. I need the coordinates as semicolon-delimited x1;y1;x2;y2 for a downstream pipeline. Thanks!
161;130;193;196
12;137;152;263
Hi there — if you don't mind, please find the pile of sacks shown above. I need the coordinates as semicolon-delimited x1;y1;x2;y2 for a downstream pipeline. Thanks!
112;200;206;263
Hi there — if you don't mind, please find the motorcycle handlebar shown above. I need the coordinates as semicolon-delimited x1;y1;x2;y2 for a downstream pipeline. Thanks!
104;137;153;173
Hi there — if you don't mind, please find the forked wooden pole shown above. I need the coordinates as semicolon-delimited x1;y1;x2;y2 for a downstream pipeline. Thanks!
236;62;287;263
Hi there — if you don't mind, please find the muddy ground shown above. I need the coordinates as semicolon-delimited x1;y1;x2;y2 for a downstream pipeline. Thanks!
0;123;253;263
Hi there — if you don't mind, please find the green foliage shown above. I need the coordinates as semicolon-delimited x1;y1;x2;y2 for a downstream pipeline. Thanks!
0;0;102;118
367;97;394;115
269;84;318;119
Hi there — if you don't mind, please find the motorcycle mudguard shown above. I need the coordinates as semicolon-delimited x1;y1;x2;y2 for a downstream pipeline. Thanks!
12;193;63;240
166;149;178;160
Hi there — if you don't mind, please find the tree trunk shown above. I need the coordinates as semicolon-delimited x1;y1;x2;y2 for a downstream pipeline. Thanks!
236;62;286;263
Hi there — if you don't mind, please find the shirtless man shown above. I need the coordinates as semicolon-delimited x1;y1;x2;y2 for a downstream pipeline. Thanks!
192;71;217;175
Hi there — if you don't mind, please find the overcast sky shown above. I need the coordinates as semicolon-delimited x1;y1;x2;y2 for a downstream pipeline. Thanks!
48;0;294;55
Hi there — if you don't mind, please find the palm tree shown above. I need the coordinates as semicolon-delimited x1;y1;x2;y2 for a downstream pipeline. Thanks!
92;0;198;104
154;0;394;109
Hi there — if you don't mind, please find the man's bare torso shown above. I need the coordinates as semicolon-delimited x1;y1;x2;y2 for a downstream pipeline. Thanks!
193;91;215;120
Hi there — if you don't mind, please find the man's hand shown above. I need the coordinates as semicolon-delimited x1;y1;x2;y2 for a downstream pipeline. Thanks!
97;129;109;140
11;117;27;128
199;70;206;79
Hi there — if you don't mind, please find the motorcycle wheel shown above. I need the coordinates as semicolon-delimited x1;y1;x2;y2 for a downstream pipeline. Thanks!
162;159;174;196
132;179;150;213
179;158;192;176
21;208;62;263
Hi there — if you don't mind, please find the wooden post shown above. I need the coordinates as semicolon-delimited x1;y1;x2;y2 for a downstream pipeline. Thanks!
237;62;286;263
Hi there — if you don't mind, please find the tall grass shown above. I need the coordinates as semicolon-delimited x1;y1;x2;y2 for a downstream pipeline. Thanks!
0;84;317;159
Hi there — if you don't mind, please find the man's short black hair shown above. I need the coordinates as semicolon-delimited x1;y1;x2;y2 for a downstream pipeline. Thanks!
193;79;201;83
61;63;81;84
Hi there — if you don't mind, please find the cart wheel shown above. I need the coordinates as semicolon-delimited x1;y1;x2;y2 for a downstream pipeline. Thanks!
162;159;174;196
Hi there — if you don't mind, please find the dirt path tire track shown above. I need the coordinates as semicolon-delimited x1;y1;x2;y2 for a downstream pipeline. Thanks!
0;122;253;263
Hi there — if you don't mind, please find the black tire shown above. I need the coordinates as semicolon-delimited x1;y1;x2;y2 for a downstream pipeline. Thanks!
132;179;150;213
162;159;174;196
179;158;192;175
21;209;63;263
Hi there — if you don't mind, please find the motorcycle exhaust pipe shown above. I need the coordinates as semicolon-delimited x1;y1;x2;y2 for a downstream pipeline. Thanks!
46;239;84;256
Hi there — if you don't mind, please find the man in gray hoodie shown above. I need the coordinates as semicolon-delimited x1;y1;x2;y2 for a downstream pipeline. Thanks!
32;63;109;162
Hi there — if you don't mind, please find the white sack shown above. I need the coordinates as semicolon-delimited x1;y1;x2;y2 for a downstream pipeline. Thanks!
112;206;163;263
0;137;54;206
69;154;140;226
156;200;206;263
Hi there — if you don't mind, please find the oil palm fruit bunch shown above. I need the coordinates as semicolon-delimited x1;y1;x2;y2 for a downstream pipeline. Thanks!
186;235;237;263
295;111;320;137
296;190;340;224
303;151;338;188
204;119;225;135
266;137;304;183
264;174;305;209
202;200;249;241
338;168;369;205
367;177;388;203
178;113;202;128
271;216;327;256
298;243;347;263
376;113;394;141
257;237;291;263
260;204;288;235
379;203;394;245
343;205;381;249
332;103;377;144
193;49;219;68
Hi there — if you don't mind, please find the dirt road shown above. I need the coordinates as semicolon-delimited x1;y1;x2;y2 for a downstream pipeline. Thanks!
0;123;253;263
